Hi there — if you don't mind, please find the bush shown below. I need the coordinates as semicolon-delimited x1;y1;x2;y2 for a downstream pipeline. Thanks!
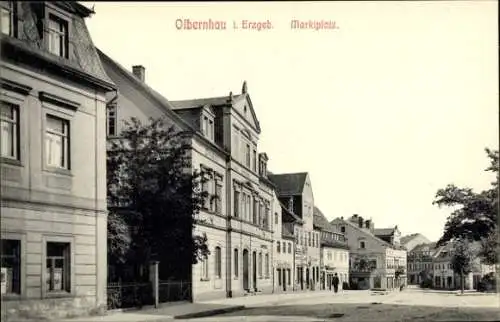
477;273;497;292
420;279;433;288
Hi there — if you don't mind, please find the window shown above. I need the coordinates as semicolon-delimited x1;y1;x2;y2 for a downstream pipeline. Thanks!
277;268;282;286
214;247;221;279
308;232;311;247
258;252;262;278
234;249;238;277
234;190;240;218
107;104;117;136
274;213;278;225
252;149;257;171
245;143;250;167
208;119;214;140
201;173;210;209
201;256;209;280
341;226;345;233
253;199;258;225
287;242;291;254
287;268;291;285
201;116;208;135
265;254;269;277
215;180;222;214
360;241;365;249
1;1;15;36
1;239;20;294
45;115;70;169
48;14;68;58
46;242;70;293
1;102;19;159
276;241;280;253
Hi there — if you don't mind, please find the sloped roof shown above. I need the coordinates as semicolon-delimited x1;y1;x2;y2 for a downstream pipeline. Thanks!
268;172;308;196
313;206;337;233
332;218;405;251
374;228;395;236
400;233;419;245
170;95;244;109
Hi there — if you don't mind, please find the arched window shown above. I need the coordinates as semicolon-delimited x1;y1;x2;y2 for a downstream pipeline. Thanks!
215;247;222;279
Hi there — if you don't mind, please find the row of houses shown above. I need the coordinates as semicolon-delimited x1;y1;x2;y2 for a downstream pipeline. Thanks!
404;235;496;290
0;2;409;320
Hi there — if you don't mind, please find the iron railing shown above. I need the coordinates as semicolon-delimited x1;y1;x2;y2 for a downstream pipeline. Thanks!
107;282;154;310
158;280;192;303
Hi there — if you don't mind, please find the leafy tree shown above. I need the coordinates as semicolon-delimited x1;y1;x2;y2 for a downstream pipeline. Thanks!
433;148;499;265
107;210;131;266
107;117;210;280
450;239;475;294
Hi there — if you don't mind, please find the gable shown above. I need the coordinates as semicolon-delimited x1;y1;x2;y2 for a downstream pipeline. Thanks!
232;94;261;134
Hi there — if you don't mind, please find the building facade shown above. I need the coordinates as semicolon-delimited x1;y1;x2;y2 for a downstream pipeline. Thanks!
98;51;278;301
1;2;115;320
331;215;407;290
269;172;322;291
407;242;436;285
313;207;349;291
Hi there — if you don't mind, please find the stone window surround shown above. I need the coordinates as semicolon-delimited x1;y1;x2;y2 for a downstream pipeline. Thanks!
200;106;215;141
44;3;74;60
41;234;75;299
200;164;223;212
0;79;31;167
232;179;270;231
0;232;26;300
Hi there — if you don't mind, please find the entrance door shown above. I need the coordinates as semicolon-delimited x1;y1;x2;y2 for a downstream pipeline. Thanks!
283;269;287;291
252;251;257;291
243;250;249;290
306;268;310;289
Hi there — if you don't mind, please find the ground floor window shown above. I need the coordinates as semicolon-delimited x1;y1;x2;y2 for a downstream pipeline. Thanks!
1;239;21;295
277;268;282;286
287;268;291;285
46;242;71;293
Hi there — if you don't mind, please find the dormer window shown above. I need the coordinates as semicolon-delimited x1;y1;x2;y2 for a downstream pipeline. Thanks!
48;14;69;58
1;1;15;36
201;114;214;141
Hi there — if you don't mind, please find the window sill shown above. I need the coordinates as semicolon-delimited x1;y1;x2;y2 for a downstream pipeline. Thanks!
44;166;73;177
1;157;22;167
200;278;210;282
1;293;22;301
44;291;72;299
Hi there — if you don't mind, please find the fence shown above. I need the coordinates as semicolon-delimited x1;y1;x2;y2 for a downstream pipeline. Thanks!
158;280;192;303
107;282;154;310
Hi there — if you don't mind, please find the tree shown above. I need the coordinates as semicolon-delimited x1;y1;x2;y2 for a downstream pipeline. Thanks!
450;239;475;294
107;210;132;266
107;117;210;280
433;148;499;265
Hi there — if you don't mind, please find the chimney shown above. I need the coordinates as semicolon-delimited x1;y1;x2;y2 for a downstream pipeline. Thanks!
358;216;364;228
132;65;145;82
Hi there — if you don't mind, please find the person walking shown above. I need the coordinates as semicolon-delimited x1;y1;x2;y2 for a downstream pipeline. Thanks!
333;273;340;293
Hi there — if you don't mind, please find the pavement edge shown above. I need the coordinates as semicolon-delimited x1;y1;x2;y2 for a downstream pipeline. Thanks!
173;305;246;320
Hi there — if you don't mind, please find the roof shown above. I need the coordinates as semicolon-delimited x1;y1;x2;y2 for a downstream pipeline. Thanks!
313;206;337;233
332;218;406;251
400;233;419;245
373;228;395;236
268;172;308;196
170;95;244;109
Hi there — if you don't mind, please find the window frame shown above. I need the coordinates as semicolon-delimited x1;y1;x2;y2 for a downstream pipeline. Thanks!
47;13;69;58
0;101;20;161
41;235;75;298
0;1;16;37
106;103;117;137
214;246;222;279
44;114;71;171
0;234;25;298
233;249;238;278
200;255;209;281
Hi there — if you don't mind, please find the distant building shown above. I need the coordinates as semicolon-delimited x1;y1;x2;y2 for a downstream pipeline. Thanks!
407;242;436;285
269;172;321;291
313;207;349;290
1;2;115;320
400;233;431;252
331;215;407;290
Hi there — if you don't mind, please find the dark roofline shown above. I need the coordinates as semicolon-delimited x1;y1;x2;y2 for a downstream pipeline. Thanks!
97;48;229;158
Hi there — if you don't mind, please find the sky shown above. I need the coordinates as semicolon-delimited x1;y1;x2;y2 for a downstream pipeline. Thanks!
82;1;498;242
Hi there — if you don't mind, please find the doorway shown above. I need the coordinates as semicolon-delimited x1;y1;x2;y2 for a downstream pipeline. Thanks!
243;249;249;290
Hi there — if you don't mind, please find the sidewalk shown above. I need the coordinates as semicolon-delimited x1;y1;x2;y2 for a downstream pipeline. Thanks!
19;302;245;322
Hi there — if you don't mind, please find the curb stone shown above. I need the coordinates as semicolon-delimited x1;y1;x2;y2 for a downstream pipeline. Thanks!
173;305;246;319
